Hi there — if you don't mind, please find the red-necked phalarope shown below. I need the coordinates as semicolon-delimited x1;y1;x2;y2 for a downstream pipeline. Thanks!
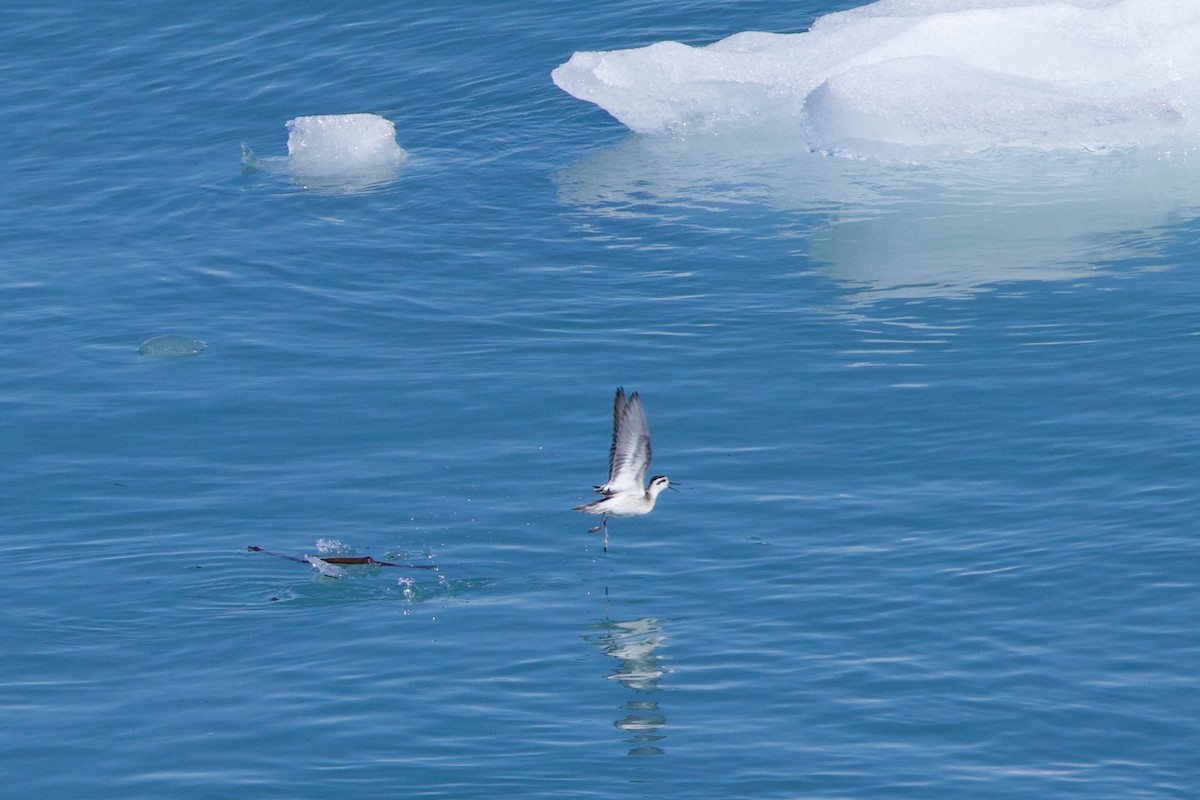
574;387;674;552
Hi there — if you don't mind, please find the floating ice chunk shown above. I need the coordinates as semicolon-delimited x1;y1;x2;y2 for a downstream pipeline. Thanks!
285;113;406;190
804;56;1186;158
138;335;206;359
286;114;405;170
552;0;1200;158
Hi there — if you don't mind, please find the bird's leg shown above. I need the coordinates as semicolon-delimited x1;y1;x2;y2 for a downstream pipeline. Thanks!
602;516;609;553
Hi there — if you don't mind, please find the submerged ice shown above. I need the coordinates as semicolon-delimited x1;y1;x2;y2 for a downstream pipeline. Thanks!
138;335;206;359
552;0;1200;158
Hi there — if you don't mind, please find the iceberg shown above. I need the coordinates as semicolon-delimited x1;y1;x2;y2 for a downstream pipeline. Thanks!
552;0;1200;158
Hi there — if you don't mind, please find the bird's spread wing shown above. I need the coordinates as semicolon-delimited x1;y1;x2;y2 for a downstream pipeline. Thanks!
597;387;651;495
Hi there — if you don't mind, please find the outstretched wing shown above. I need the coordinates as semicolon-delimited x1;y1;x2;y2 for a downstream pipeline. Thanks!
596;387;651;495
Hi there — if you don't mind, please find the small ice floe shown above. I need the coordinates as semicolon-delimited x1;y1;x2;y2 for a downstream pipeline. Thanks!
286;113;406;192
241;113;407;193
138;335;206;359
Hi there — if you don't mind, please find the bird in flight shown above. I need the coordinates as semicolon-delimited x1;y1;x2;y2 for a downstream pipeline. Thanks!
574;387;673;552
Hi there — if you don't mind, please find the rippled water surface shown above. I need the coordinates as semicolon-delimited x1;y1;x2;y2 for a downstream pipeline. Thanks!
3;1;1198;798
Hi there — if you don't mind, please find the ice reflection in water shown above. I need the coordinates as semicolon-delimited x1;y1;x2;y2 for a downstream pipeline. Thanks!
556;135;1200;303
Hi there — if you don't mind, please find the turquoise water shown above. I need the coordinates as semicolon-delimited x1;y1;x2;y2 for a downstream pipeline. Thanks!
3;1;1198;797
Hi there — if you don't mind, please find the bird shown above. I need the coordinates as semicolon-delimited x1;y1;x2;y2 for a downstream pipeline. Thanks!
574;387;674;552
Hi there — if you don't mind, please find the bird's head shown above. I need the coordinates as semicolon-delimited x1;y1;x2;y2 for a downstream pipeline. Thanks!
647;475;674;498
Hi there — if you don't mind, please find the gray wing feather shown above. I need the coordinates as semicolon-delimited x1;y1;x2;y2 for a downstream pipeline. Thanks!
597;387;651;495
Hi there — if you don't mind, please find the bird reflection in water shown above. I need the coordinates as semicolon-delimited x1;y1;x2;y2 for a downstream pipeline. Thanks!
585;616;669;756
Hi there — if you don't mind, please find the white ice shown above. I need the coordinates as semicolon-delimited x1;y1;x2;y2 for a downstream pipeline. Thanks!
284;113;406;190
552;0;1200;159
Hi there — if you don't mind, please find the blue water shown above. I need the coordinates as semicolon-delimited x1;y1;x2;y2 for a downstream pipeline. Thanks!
3;1;1198;797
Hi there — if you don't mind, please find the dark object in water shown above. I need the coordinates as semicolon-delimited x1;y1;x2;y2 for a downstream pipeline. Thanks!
247;545;438;570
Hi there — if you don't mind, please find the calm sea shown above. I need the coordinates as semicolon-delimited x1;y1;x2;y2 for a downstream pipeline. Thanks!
3;1;1197;798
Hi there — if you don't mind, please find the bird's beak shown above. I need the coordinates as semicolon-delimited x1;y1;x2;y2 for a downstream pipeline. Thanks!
668;483;681;492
